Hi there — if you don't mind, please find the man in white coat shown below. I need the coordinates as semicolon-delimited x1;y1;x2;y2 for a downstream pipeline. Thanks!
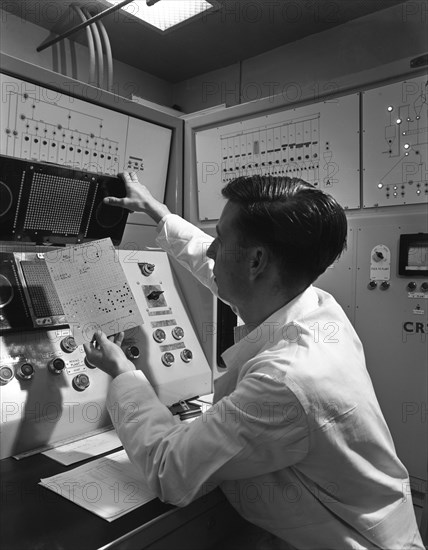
84;172;424;550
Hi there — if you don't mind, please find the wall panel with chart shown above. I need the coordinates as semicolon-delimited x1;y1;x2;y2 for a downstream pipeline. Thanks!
0;73;172;208
195;94;360;221
362;75;428;207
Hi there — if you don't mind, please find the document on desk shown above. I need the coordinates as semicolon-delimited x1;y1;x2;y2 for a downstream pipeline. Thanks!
42;429;122;466
39;450;156;521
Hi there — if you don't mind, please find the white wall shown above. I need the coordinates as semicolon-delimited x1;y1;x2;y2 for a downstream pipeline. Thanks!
173;1;428;113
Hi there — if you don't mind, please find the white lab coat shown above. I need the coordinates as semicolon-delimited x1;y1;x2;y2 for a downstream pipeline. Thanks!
107;214;424;550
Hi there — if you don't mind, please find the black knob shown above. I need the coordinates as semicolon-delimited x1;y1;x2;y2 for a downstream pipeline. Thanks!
73;373;90;391
380;281;390;290
147;290;164;301
407;281;417;291
49;357;65;374
126;345;140;360
421;282;428;292
368;281;377;289
17;363;34;380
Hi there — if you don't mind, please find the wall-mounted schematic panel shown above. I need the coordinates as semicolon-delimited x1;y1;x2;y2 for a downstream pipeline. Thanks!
195;94;360;220
0;73;172;204
362;76;428;207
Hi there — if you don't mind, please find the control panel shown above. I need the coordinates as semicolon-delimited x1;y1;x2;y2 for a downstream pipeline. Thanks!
0;250;212;459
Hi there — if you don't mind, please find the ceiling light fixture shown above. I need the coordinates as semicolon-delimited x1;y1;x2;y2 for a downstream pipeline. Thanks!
104;0;217;32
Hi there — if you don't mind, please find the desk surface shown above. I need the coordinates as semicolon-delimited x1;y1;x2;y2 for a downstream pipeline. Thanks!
0;452;239;550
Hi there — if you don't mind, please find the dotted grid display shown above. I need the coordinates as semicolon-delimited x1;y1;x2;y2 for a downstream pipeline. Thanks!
46;238;144;344
21;261;64;318
24;173;90;234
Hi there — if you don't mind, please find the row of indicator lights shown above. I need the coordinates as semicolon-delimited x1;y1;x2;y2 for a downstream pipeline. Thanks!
387;105;421;121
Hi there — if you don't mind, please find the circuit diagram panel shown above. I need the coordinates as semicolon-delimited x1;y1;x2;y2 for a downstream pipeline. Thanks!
362;76;428;207
0;73;172;203
195;94;360;220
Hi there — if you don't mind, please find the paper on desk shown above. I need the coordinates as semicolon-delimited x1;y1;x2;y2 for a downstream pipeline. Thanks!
42;429;122;466
45;238;144;345
40;449;156;521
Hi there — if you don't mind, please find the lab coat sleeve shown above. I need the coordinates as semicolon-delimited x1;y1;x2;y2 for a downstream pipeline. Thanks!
155;214;218;296
106;368;309;507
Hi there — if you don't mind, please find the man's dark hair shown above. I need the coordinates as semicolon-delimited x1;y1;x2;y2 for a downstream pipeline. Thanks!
221;175;347;286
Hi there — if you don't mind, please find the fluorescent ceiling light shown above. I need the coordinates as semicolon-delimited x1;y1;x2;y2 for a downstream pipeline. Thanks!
104;0;216;32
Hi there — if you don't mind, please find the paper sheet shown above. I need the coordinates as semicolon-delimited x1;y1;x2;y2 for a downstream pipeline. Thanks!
45;238;144;345
40;449;156;521
42;429;122;466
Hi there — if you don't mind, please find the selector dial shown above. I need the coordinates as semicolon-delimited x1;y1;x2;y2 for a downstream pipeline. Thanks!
368;281;377;290
421;282;428;292
0;366;14;385
153;329;166;343
380;281;390;290
126;345;140;360
180;349;193;363
407;281;417;291
73;373;90;391
172;327;184;340
17;363;34;380
60;336;78;353
161;352;175;367
48;357;66;374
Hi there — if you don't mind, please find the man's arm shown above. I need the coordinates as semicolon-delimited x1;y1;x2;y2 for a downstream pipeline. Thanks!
107;172;218;294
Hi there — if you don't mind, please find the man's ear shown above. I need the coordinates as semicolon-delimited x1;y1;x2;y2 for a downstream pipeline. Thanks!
248;246;269;280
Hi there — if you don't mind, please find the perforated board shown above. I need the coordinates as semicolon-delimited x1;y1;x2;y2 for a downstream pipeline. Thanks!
0;73;172;202
195;94;360;220
362;76;428;207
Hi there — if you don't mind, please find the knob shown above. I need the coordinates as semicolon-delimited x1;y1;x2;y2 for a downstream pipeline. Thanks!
171;326;184;340
161;352;175;367
84;357;96;369
147;290;164;301
0;366;14;385
126;345;140;360
48;357;65;374
60;335;78;353
180;349;193;363
421;282;428;292
17;363;34;380
407;281;417;291
73;373;90;391
368;281;377;290
153;329;166;343
139;263;155;276
380;281;390;290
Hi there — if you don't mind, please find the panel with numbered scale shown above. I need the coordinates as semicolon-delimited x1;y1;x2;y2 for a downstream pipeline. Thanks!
195;94;360;220
362;76;428;207
0;73;171;203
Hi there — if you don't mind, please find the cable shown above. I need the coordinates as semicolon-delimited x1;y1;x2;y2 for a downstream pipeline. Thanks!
83;7;104;89
72;4;96;86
